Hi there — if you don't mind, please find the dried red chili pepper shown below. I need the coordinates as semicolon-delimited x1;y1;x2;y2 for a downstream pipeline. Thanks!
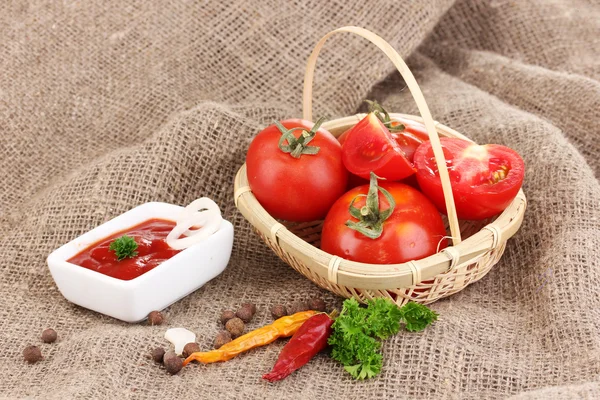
262;312;335;382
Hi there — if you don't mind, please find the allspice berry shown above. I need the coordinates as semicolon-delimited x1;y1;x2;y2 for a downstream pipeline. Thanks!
163;351;183;375
240;303;256;315
270;304;287;319
220;310;236;325
151;347;165;363
163;351;177;362
182;342;200;358
41;328;58;344
308;297;326;312
148;311;164;326
214;330;232;349
287;301;309;315
225;317;245;338
235;305;254;323
23;345;43;364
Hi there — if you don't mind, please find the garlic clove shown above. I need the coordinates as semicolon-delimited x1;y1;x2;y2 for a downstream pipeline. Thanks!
164;328;196;356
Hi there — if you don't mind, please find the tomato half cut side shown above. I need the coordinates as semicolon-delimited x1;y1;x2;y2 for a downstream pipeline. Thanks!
414;137;525;220
390;118;429;163
338;116;429;164
341;113;416;181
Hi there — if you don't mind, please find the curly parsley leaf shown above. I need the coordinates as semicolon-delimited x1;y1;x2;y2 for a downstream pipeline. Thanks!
365;298;403;339
109;235;138;261
329;298;437;380
399;301;439;332
344;352;382;380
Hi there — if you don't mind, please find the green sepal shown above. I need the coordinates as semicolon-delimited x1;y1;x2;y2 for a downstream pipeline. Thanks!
365;100;405;132
345;172;396;239
275;117;326;158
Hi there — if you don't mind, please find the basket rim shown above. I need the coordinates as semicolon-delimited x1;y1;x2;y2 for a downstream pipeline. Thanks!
234;113;527;290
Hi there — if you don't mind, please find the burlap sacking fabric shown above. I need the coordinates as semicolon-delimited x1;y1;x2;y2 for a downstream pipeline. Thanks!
1;0;599;399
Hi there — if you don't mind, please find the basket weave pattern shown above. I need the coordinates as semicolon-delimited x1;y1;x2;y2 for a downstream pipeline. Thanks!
279;218;509;304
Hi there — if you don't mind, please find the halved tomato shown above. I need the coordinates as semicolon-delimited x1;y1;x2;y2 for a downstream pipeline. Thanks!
340;117;428;189
339;118;429;161
341;113;415;181
414;137;525;220
389;118;429;162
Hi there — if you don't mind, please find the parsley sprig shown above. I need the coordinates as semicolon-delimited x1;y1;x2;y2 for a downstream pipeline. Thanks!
328;298;438;380
399;301;439;332
109;235;138;261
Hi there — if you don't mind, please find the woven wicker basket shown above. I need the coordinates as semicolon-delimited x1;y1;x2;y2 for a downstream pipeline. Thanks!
234;27;527;305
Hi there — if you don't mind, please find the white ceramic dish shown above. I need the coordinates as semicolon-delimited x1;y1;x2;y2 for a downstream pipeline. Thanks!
47;202;234;322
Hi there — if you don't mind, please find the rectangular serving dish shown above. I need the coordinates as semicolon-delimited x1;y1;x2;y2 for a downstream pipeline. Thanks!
47;202;234;322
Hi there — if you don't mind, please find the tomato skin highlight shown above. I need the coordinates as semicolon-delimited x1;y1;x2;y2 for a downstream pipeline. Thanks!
341;113;415;181
321;182;447;264
246;119;348;222
414;137;525;220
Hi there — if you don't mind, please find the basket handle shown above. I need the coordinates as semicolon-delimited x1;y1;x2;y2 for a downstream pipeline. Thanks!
303;26;462;245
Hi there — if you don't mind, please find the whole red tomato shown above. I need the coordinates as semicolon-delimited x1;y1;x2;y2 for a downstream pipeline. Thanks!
321;173;447;264
246;119;348;222
414;137;525;220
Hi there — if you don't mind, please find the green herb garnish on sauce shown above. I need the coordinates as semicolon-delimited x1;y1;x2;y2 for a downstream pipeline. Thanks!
109;235;138;261
328;298;438;380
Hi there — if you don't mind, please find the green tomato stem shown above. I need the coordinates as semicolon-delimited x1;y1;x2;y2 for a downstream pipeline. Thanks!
275;117;326;158
345;172;396;239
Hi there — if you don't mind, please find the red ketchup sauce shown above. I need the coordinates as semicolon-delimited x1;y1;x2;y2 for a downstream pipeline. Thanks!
68;219;181;281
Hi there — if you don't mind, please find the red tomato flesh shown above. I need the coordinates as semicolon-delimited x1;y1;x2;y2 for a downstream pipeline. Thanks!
246;119;348;222
321;182;447;264
338;116;429;164
341;113;415;181
68;219;181;281
414;137;525;220
390;118;429;162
